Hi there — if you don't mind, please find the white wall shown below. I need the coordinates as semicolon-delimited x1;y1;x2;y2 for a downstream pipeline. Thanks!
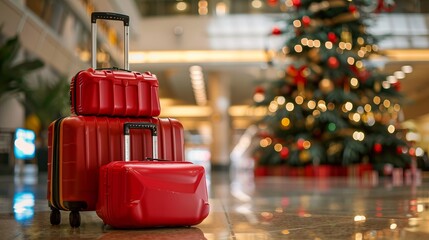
0;94;24;129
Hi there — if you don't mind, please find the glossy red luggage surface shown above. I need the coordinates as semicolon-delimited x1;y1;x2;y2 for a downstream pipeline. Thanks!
70;11;160;117
70;68;161;117
96;161;210;228
47;116;184;213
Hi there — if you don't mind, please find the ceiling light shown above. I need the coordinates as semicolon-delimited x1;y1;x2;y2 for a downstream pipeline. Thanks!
251;0;263;8
401;65;413;73
386;75;397;83
394;71;405;79
189;65;207;106
176;1;187;11
216;2;227;15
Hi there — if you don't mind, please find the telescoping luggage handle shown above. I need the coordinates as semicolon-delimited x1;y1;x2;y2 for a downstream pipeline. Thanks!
91;12;129;70
124;123;158;162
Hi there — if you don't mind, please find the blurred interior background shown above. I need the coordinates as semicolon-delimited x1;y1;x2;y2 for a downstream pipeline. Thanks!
1;0;429;175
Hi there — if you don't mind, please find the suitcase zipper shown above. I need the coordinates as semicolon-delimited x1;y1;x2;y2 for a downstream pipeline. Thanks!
51;117;65;210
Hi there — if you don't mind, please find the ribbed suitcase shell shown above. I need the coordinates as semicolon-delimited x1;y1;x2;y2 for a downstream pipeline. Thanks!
70;68;161;117
47;116;184;212
96;161;210;228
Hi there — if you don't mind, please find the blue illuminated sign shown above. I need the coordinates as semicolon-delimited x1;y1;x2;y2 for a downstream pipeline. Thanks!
13;192;35;223
14;128;36;160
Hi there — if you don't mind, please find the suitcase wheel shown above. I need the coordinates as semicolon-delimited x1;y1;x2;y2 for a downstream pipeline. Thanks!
50;208;61;225
69;211;81;228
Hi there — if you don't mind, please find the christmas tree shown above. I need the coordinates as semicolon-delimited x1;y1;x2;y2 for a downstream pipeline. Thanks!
253;0;411;173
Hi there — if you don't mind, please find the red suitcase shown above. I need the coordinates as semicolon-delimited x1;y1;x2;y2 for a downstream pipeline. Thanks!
70;12;161;117
47;116;184;227
96;123;210;228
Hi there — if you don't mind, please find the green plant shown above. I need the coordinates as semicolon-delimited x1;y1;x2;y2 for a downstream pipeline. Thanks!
20;76;69;144
0;35;44;99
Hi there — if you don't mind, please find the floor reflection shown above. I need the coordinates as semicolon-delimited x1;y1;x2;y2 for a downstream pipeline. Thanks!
0;164;428;239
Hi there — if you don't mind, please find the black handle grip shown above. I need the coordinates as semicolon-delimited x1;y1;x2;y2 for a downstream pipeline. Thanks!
91;12;129;26
124;122;157;136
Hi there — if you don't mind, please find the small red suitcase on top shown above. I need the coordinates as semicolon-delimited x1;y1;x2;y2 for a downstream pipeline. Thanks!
47;116;185;227
96;122;210;228
70;12;161;117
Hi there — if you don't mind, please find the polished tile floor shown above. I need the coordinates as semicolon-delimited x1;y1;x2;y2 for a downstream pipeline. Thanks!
1;165;429;240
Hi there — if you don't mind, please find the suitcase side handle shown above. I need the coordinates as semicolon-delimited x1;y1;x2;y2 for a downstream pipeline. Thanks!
91;12;129;70
124;122;158;162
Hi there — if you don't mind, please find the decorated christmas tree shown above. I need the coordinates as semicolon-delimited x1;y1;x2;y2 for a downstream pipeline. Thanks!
253;0;411;173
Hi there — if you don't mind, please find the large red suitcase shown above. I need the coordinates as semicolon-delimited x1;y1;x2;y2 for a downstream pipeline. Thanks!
96;123;209;228
70;12;161;117
47;116;184;227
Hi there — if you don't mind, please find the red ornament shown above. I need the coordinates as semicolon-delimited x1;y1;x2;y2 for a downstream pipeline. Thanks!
297;138;305;150
374;143;383;153
349;4;357;13
280;147;290;159
396;146;404;155
272;26;282;35
376;0;396;13
327;32;338;43
350;66;370;82
409;147;416;157
292;0;302;8
287;65;308;86
267;0;278;7
302;16;311;27
391;81;401;91
327;56;340;69
258;131;271;139
254;86;265;94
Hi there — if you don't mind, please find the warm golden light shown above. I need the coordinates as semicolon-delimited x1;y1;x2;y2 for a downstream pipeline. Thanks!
353;131;365;141
355;60;363;68
364;104;372;112
293;20;301;27
301;38;308;45
286;102;295;111
260;138;269;147
251;0;263;8
318;101;327;111
268;101;279;112
345;42;352;50
303;140;311;149
294;45;303;53
307;100;316;109
383;99;391;108
295;96;304;105
254;93;265;102
350;77;359;88
344;102;353;111
373;96;381;105
387;124;395;133
393;104;401;112
130;50;267;63
314;40;321;48
312;109;321;117
276;96;286;105
176;1;187;11
281;117;291;127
